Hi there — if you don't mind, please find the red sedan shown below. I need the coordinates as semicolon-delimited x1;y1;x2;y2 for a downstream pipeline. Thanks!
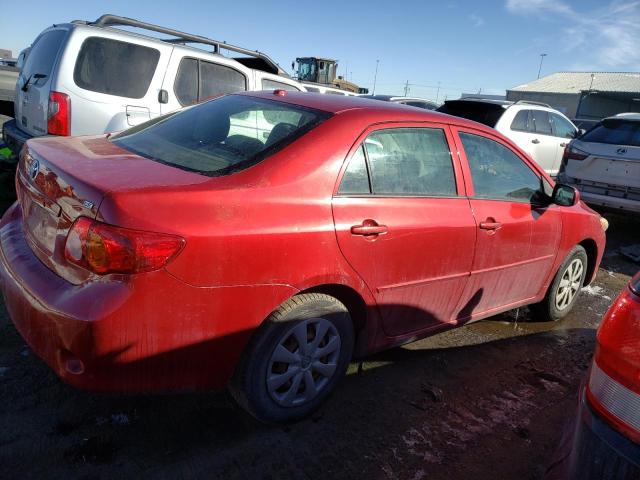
547;273;640;478
0;91;606;422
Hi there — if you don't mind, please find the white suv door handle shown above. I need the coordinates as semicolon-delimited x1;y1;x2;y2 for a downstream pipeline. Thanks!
532;138;540;144
559;142;567;147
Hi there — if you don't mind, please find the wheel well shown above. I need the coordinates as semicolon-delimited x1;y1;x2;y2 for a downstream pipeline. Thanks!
300;284;367;333
579;238;598;286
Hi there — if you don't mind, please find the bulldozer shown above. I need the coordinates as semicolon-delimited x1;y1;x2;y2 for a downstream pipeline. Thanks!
293;57;368;94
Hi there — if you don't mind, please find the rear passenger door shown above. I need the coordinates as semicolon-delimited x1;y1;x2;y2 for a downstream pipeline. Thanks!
332;123;477;336
508;109;557;174
161;55;249;113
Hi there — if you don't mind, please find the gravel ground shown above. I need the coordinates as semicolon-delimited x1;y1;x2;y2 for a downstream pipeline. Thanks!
0;202;638;479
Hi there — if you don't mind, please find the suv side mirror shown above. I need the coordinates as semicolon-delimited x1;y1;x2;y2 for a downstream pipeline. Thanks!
552;184;580;206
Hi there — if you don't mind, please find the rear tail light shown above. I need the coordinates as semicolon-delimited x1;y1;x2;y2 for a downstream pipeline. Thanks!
47;91;71;136
562;145;588;165
64;217;185;275
586;286;640;443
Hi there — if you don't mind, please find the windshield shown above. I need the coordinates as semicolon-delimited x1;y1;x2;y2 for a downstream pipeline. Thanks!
297;59;317;82
112;95;331;176
580;120;640;147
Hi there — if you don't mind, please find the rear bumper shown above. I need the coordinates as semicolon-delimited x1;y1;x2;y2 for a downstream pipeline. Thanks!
547;387;640;479
558;173;640;214
2;118;32;157
0;202;297;392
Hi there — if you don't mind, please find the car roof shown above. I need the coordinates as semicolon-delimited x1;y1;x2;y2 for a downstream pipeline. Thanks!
361;95;436;103
242;90;497;131
608;112;640;122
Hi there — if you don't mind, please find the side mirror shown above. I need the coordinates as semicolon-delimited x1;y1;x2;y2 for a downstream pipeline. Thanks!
552;184;580;207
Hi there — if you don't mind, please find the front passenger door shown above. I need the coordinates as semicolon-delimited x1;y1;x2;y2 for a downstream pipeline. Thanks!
453;129;562;319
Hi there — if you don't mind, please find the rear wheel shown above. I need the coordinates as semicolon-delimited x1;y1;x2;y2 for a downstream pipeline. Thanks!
230;293;354;423
530;245;588;321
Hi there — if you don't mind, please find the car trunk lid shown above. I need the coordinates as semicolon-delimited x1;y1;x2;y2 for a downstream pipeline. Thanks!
18;135;212;284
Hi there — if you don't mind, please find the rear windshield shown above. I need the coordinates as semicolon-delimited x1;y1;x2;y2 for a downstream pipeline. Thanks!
74;37;160;98
580;120;640;147
22;29;67;79
437;101;505;127
111;95;331;176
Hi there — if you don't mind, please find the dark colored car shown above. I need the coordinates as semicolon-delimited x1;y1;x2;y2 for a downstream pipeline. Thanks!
547;273;640;479
0;91;606;423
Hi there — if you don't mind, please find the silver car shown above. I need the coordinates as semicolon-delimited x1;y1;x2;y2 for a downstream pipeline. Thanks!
2;14;305;155
557;113;640;214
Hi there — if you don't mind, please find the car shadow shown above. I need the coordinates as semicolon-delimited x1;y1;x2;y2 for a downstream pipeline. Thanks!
1;298;597;480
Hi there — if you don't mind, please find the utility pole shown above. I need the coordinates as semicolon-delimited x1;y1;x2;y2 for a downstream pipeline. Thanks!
537;53;547;79
372;59;379;95
435;81;441;103
404;80;410;96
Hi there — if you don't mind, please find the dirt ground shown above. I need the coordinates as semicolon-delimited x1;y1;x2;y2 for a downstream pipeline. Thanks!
0;203;638;479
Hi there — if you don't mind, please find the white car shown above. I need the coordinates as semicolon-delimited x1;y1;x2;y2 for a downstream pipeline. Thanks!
557;113;640;214
438;98;579;176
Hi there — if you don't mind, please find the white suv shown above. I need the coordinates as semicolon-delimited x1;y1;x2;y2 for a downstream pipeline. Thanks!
2;14;305;155
557;113;640;214
438;98;579;176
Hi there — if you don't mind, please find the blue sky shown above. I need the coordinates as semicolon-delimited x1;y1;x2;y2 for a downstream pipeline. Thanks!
1;0;638;101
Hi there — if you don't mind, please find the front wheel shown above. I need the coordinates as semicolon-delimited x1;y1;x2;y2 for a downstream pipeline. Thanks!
230;293;354;423
530;245;588;322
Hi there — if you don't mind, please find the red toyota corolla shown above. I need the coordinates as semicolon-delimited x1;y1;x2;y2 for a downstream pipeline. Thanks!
0;91;606;422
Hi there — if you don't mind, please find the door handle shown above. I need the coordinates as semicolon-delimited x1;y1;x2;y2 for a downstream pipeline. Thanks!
559;142;567;147
479;220;502;231
531;138;540;144
351;221;388;236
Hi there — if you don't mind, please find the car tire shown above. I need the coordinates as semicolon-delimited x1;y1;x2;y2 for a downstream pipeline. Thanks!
229;293;354;423
530;245;588;322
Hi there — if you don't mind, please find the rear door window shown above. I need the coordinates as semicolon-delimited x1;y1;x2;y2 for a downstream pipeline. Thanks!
21;29;67;80
510;110;531;132
531;110;553;135
174;58;198;106
551;113;576;138
174;58;247;106
74;37;160;98
459;132;542;202
339;128;457;196
200;61;246;100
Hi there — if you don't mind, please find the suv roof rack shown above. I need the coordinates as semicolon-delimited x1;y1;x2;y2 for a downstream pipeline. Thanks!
83;14;286;76
513;100;552;108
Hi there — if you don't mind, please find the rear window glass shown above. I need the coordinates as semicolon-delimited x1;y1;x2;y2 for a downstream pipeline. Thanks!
580;120;640;147
111;95;331;176
22;29;67;79
74;37;160;98
436;101;504;127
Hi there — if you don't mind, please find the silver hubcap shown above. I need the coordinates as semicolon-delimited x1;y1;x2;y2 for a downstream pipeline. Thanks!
267;318;341;407
555;258;584;311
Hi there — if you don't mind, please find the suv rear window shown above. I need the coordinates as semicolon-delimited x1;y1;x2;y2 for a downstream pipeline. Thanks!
580;120;640;147
111;95;331;176
22;29;67;80
436;101;505;127
74;37;160;98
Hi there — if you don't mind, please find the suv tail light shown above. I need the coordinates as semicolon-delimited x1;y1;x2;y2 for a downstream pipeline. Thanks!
562;145;588;165
47;91;71;136
587;278;640;443
64;217;185;275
